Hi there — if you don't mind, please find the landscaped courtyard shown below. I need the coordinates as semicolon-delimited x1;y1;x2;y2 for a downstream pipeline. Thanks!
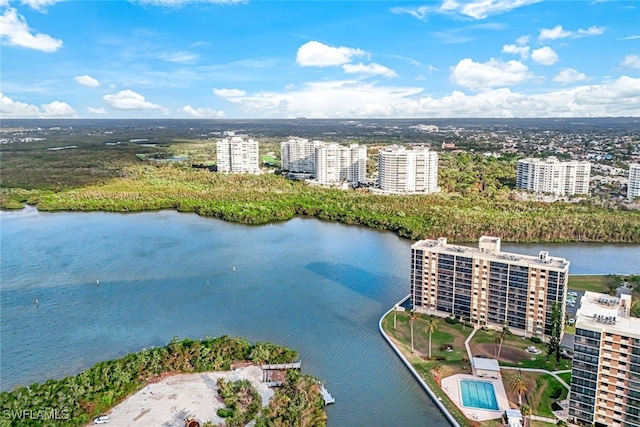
382;309;567;427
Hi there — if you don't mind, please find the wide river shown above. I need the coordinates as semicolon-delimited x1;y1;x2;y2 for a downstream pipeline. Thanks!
1;208;639;426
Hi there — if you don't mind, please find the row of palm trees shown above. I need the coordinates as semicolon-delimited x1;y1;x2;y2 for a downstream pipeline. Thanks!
400;310;438;359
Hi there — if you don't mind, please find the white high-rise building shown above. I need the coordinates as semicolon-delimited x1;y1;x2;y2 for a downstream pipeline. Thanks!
628;164;640;201
216;136;260;174
377;145;439;194
516;157;591;196
314;143;366;184
280;138;324;173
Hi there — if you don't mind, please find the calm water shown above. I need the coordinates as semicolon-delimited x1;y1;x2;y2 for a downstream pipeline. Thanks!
1;208;639;426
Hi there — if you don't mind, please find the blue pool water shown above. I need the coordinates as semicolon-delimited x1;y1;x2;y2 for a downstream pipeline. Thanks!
460;380;499;410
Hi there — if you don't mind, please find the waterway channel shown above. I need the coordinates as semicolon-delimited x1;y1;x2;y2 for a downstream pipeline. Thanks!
1;208;638;426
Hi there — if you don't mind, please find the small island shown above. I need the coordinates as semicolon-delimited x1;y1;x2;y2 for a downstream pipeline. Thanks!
0;336;328;427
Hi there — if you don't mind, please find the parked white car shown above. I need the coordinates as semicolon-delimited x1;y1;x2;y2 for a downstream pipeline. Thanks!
93;415;110;424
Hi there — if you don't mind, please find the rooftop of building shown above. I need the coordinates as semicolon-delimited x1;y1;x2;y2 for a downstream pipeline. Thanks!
574;291;639;338
412;236;570;270
518;156;590;165
379;144;433;152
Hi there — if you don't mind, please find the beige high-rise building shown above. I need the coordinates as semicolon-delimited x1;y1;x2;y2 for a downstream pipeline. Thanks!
216;136;260;174
377;145;439;194
568;291;640;427
314;143;366;184
410;236;569;338
517;157;591;196
628;164;640;201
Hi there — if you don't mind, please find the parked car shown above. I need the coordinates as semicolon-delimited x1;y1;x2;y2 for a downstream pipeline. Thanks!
568;291;578;297
93;415;110;424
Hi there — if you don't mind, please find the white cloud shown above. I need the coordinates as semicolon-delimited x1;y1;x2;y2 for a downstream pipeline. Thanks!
538;25;606;41
296;41;366;67
103;90;162;110
155;51;200;63
342;62;398;78
0;92;77;118
502;44;530;59
577;26;605;36
74;75;101;88
451;58;533;88
213;88;247;98
133;0;245;6
538;25;572;40
621;54;640;70
531;46;558;65
181;105;225;118
392;0;541;21
19;0;64;11
87;107;107;115
209;76;640;118
0;7;63;52
516;35;530;45
553;68;588;83
459;0;541;20
620;35;640;41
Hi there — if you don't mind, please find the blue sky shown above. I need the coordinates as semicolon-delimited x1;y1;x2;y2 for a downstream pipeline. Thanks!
1;0;639;118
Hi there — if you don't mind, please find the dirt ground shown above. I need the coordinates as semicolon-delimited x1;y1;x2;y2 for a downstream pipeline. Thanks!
471;343;531;364
95;366;273;427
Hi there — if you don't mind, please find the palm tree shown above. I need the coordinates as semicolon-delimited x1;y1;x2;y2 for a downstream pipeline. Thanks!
520;404;532;427
409;311;419;354
431;364;443;385
393;305;397;330
508;373;530;406
425;316;438;359
497;323;510;359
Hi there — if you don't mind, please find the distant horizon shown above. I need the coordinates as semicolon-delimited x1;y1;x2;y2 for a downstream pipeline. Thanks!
2;116;639;122
1;0;639;119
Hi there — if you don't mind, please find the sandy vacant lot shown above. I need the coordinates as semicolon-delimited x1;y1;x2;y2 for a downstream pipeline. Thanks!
97;366;273;427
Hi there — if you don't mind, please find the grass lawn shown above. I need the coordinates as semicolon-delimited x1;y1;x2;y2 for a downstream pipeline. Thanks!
382;311;477;427
568;275;606;292
470;329;571;371
382;311;571;426
557;372;571;385
260;155;279;165
503;372;567;418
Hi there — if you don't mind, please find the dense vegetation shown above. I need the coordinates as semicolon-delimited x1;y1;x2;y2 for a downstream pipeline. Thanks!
216;378;262;427
0;336;300;427
2;131;639;242
2;160;638;242
255;370;327;427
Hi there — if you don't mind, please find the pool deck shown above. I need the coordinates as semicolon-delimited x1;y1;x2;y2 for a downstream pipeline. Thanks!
441;374;510;422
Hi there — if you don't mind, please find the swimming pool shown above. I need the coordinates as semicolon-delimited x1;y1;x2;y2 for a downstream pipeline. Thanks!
459;379;499;410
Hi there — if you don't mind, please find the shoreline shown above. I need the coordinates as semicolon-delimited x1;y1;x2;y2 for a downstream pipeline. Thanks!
378;295;461;427
4;204;640;246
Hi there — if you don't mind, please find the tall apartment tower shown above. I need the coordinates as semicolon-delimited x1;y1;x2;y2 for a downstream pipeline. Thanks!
568;291;640;427
280;138;324;173
216;136;260;174
314;143;366;184
517;157;591;196
410;236;570;338
628;164;640;201
378;145;439;194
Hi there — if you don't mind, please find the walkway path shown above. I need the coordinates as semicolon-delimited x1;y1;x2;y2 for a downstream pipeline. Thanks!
531;414;558;423
464;325;480;368
500;366;570;390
